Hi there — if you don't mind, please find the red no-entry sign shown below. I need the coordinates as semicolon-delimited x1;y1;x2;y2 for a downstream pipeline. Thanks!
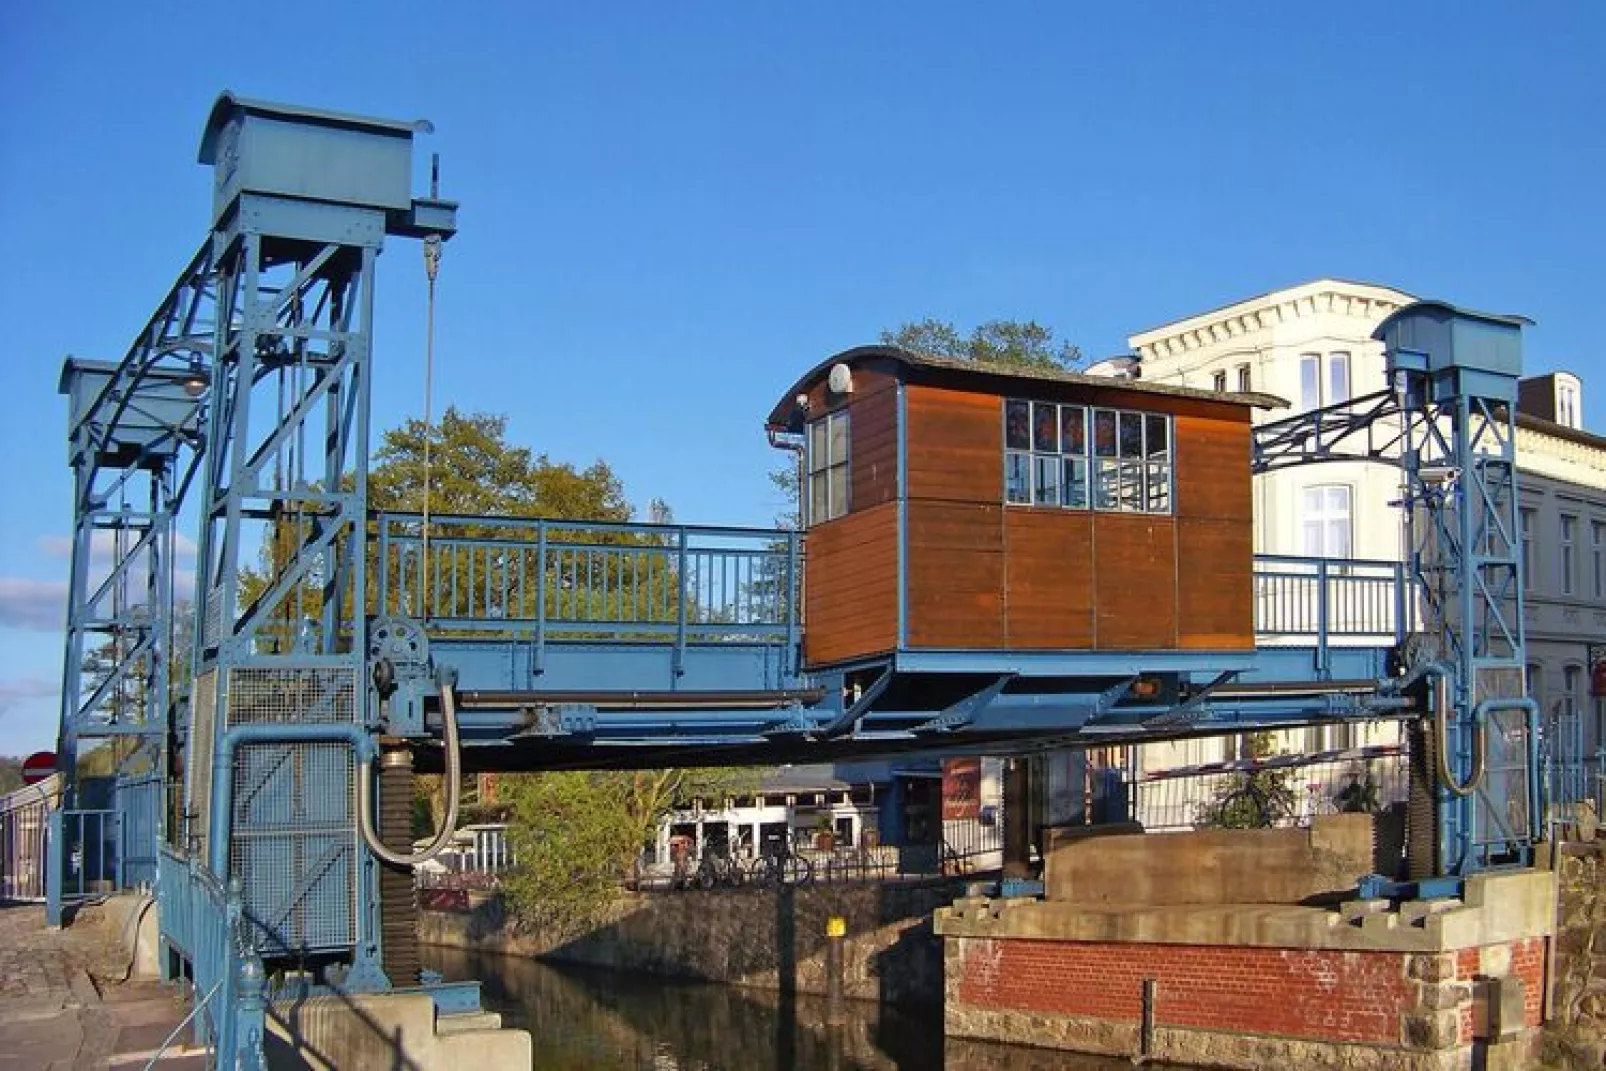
21;751;57;786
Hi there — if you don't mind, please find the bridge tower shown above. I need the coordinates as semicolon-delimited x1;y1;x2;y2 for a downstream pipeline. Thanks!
181;94;454;986
1375;303;1537;877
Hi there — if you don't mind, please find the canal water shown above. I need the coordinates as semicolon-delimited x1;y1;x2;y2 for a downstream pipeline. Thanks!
427;946;1205;1070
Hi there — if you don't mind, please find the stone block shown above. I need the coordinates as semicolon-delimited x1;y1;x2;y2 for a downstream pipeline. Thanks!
1414;980;1471;1011
1400;1007;1460;1050
1407;952;1458;983
1339;898;1391;923
1043;814;1373;906
1479;943;1512;976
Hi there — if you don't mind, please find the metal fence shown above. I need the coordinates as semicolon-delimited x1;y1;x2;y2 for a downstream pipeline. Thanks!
1252;556;1409;643
375;513;800;644
1542;704;1604;839
0;777;57;902
157;847;267;1068
1129;745;1410;833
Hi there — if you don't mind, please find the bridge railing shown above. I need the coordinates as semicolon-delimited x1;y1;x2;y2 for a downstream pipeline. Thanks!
375;512;801;645
157;847;266;1067
0;777;58;902
1252;555;1410;645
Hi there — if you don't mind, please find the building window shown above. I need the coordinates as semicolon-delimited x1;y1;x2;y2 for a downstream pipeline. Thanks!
1299;352;1352;411
1212;370;1227;392
1593;520;1604;600
1236;363;1252;392
1520;508;1536;587
1301;485;1352;558
1561;514;1577;596
1526;663;1543;707
1328;352;1351;405
1559;383;1579;428
1004;400;1170;515
1563;665;1583;719
805;410;849;526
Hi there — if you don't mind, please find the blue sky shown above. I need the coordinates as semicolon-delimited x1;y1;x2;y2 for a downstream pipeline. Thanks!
1;2;1602;756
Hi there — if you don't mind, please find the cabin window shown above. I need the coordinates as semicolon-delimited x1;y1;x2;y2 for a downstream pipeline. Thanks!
1004;400;1171;514
806;411;850;525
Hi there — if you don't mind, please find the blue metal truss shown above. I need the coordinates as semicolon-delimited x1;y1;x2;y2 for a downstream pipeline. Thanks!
59;92;1555;1070
1250;301;1538;877
173;95;457;992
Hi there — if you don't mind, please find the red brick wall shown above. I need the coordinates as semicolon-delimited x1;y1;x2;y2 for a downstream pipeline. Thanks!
957;938;1409;1044
955;936;1547;1047
1453;937;1545;1043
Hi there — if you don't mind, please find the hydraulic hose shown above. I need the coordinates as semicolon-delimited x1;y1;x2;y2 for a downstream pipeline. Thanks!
1430;669;1485;798
357;681;462;868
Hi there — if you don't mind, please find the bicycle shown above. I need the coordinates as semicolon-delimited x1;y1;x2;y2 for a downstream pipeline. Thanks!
695;851;745;890
748;849;813;888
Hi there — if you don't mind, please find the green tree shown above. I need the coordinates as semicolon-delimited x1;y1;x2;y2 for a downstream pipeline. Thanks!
881;317;1083;371
0;758;23;795
370;408;632;521
500;766;759;935
1193;732;1297;830
356;408;764;927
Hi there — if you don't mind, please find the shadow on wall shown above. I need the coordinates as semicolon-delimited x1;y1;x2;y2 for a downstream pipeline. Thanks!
429;945;1173;1071
426;878;968;1007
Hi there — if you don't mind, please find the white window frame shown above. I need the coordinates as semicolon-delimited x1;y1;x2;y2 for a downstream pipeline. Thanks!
1561;514;1577;596
1520;508;1536;588
1592;520;1605;600
1300;484;1352;559
1003;400;1171;516
1236;363;1252;393
805;410;850;527
1562;665;1583;719
1299;351;1352;411
1212;370;1227;393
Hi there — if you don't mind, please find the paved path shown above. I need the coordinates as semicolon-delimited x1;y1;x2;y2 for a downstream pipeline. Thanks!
0;902;205;1069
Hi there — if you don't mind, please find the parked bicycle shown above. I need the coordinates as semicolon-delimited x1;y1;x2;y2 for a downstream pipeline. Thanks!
695;851;746;890
748;848;813;887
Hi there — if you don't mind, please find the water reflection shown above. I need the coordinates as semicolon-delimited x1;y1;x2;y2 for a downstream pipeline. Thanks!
426;947;1199;1070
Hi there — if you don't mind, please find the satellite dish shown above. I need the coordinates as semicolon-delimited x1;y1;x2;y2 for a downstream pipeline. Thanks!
827;363;854;395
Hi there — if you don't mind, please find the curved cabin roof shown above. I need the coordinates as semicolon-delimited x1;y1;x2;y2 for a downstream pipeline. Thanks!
766;344;1288;431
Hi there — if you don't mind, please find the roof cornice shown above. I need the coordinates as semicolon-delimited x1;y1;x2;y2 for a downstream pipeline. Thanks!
1129;279;1417;357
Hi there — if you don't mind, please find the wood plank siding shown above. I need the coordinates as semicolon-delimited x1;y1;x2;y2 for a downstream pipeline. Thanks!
793;362;1257;667
906;501;1005;649
898;383;1253;654
905;386;1002;503
1173;411;1254;649
802;502;898;667
849;385;898;512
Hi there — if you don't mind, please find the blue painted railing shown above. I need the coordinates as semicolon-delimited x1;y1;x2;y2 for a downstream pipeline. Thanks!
1252;555;1411;645
376;513;801;645
157;847;267;1068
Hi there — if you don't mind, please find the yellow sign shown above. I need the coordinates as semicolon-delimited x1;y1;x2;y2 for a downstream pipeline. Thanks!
825;916;847;938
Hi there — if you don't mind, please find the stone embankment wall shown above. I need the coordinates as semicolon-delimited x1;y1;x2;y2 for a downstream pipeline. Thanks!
421;879;965;1006
1547;839;1606;1069
939;819;1556;1071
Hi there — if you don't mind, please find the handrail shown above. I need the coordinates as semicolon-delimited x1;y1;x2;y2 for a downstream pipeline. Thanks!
157;847;267;1069
375;510;794;541
375;511;803;643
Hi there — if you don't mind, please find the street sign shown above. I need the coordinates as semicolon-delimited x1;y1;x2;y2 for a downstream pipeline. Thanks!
21;751;57;786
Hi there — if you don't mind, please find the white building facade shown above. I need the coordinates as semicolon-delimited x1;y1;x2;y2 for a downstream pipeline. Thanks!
1122;280;1605;781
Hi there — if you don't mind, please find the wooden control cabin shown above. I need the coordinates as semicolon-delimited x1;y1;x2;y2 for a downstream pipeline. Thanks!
766;347;1283;670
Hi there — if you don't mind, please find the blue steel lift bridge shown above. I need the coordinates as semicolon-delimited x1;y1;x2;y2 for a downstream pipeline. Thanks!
49;94;1543;1064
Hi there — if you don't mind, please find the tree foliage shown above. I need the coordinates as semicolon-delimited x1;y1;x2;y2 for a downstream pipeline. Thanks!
499;767;751;935
371;408;633;521
355;408;765;928
881;318;1082;371
1193;732;1298;830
